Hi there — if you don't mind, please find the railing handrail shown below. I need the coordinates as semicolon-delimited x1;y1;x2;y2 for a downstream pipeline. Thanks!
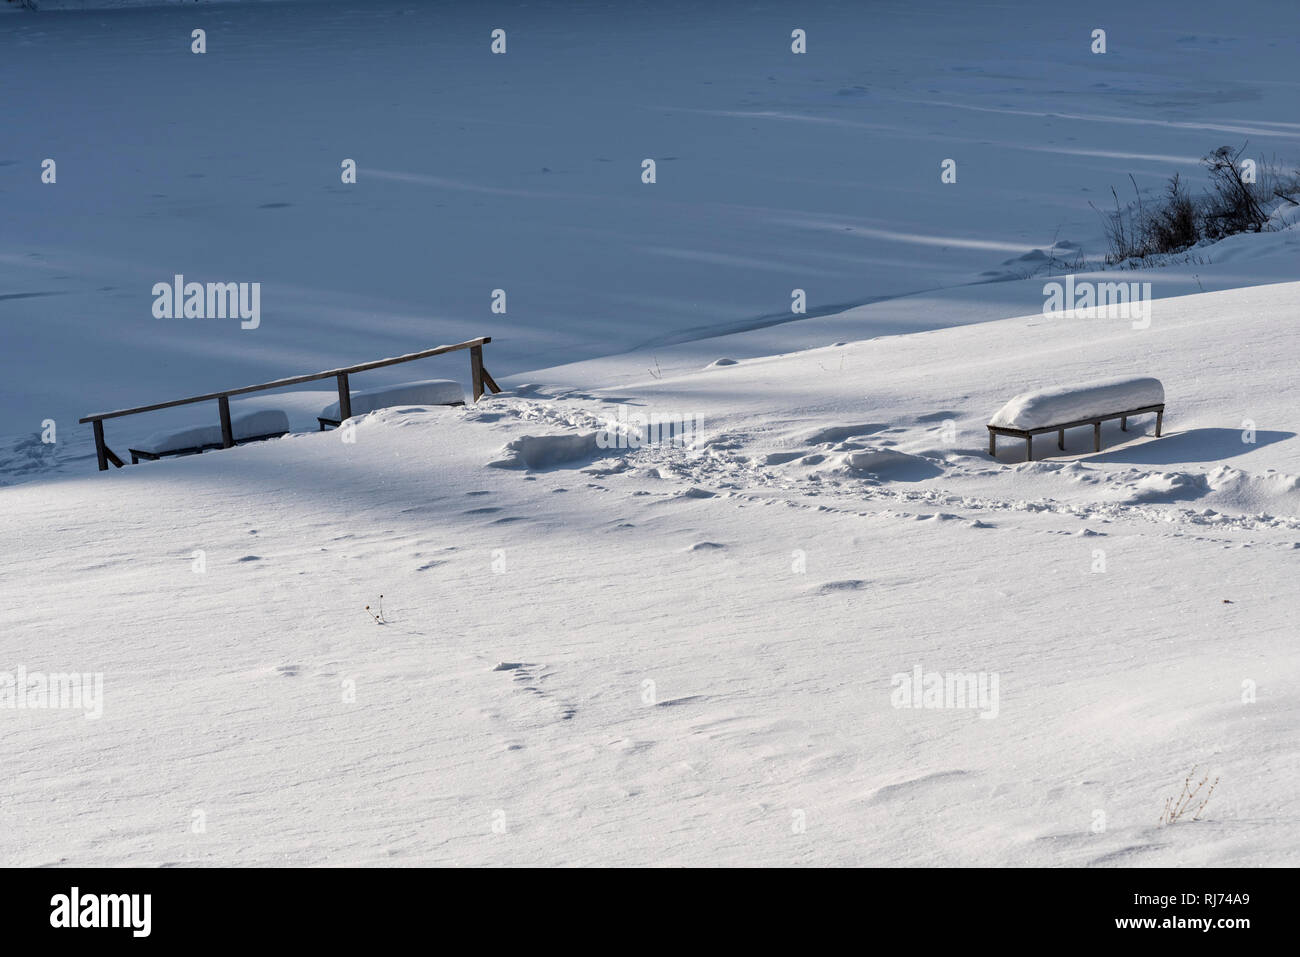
79;337;492;423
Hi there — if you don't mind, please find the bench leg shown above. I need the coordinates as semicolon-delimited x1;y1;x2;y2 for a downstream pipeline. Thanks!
988;431;996;456
1121;415;1128;432
1026;434;1032;461
1156;410;1163;437
1093;421;1101;452
1058;428;1065;451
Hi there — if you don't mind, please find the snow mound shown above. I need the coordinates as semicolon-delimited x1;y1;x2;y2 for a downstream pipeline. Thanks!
804;423;887;445
137;409;289;455
841;448;943;481
1112;465;1300;515
989;377;1164;430
488;432;602;470
320;378;463;421
1206;466;1300;515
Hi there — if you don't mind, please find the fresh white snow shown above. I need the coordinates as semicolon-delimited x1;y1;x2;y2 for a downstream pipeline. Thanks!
3;279;1298;866
1;0;1298;869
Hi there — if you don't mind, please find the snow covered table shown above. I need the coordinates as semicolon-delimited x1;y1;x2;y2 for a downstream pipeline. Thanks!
987;377;1164;461
317;378;465;429
128;410;290;464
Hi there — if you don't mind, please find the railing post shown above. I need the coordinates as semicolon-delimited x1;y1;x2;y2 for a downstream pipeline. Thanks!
470;345;485;403
337;372;352;421
218;396;234;449
92;420;108;471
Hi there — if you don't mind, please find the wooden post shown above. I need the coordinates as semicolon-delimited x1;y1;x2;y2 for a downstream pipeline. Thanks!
1026;434;1033;461
1093;421;1101;452
1156;409;1163;436
1058;428;1065;451
92;420;108;471
988;430;995;456
336;372;351;422
470;345;485;403
218;396;234;448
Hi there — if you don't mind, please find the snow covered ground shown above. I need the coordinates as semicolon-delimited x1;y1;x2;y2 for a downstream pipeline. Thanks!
1;0;1298;867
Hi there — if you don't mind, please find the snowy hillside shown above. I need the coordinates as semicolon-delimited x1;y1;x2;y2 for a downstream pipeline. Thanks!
3;278;1298;866
1;0;1298;870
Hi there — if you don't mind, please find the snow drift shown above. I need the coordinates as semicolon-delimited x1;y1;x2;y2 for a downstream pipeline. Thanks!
319;379;465;422
136;409;289;454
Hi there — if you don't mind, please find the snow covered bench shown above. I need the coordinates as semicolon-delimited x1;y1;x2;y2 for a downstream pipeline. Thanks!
128;410;290;464
317;378;465;429
987;376;1164;461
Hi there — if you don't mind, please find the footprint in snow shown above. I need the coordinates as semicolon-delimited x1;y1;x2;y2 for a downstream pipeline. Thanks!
678;487;715;499
865;770;970;805
655;695;706;708
804;423;887;444
492;663;575;721
761;450;805;466
1087;844;1170;867
812;580;868;594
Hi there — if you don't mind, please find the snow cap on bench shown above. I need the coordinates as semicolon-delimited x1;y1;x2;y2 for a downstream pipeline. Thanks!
320;378;465;421
137;409;291;455
989;376;1164;430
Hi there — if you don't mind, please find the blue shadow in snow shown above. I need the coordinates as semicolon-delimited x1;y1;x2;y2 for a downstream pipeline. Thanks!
1084;428;1294;466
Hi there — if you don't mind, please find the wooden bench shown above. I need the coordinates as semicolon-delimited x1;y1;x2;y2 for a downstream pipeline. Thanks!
129;430;290;464
127;409;291;464
987;377;1165;462
988;406;1164;461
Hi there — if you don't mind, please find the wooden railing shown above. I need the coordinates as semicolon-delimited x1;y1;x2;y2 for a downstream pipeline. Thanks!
78;337;501;472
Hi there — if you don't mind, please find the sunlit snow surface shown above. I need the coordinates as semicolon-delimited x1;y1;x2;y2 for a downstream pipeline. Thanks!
1;0;1298;866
